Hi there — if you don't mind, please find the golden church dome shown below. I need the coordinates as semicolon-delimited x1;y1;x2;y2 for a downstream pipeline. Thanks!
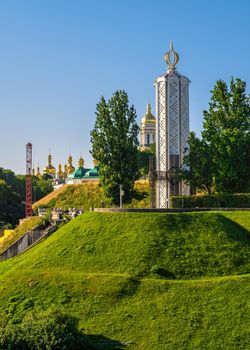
141;103;156;124
57;163;64;179
67;155;75;174
78;157;84;168
43;154;56;175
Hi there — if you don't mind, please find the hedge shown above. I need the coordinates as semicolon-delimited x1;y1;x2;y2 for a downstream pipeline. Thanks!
171;193;250;208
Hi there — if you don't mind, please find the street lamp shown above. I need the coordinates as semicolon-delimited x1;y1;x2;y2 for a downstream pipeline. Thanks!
119;184;124;209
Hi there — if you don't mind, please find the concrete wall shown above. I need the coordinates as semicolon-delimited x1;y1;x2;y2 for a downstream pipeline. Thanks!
0;224;57;261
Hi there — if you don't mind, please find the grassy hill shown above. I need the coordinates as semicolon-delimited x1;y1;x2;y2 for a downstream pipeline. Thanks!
33;181;150;210
0;211;249;349
32;184;70;208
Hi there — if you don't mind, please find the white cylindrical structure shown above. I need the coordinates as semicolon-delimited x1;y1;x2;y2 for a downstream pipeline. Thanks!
155;44;190;208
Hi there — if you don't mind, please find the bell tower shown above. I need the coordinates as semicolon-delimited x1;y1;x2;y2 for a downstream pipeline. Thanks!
154;42;190;208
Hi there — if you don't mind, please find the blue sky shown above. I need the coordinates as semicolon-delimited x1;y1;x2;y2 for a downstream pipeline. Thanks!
1;0;250;173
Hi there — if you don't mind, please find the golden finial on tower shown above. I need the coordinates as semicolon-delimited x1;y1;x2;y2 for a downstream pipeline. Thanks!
36;165;41;178
164;41;179;71
64;164;68;177
78;157;84;168
57;163;64;179
67;155;75;174
147;103;152;114
48;154;52;166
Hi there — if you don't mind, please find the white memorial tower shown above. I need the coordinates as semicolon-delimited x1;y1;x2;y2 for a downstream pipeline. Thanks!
154;42;190;208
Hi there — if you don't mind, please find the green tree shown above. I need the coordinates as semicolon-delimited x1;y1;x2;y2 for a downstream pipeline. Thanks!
182;78;250;194
202;78;250;193
91;90;139;205
181;132;213;194
0;168;53;203
137;144;155;178
0;180;23;226
0;168;16;188
32;176;53;202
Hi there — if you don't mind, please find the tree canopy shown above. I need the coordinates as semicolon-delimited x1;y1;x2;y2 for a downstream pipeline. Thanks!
0;167;53;226
90;90;139;205
0;180;23;227
182;78;250;194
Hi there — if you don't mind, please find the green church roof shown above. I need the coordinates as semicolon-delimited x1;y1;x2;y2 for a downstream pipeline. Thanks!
67;167;89;179
84;165;100;178
67;165;100;180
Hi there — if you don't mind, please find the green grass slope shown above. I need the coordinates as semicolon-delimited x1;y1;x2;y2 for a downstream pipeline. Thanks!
33;181;150;210
0;211;250;349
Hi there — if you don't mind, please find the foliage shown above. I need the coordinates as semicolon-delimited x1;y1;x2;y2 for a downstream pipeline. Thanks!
0;311;94;350
0;167;53;225
171;193;250;208
126;180;150;208
0;167;53;203
90;90;139;205
0;179;23;227
181;132;213;194
32;176;53;202
182;78;250;193
0;212;249;349
137;144;155;178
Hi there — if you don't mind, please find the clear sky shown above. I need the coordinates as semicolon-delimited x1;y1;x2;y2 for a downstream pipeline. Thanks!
1;0;250;174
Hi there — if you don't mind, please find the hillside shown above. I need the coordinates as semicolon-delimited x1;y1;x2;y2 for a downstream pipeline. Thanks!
33;180;150;210
0;211;249;349
32;184;70;208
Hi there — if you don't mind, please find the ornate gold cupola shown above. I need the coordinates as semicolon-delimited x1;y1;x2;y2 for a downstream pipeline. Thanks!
139;103;156;150
67;155;75;175
43;154;56;179
57;163;64;179
78;157;84;168
64;164;68;178
141;103;156;124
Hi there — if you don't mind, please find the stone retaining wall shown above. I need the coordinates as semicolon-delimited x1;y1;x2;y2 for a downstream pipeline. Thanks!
94;208;250;213
0;224;57;261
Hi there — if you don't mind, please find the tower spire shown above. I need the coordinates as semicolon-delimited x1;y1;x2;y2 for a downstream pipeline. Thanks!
164;41;179;71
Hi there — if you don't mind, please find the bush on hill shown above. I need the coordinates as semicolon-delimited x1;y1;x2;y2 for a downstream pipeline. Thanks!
171;193;250;208
0;310;94;350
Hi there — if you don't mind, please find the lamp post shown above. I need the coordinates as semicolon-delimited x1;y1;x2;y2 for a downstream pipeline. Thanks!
119;184;124;209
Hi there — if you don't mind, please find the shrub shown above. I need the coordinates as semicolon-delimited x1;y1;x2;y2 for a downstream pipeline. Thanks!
171;193;250;208
0;324;27;350
0;311;94;350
